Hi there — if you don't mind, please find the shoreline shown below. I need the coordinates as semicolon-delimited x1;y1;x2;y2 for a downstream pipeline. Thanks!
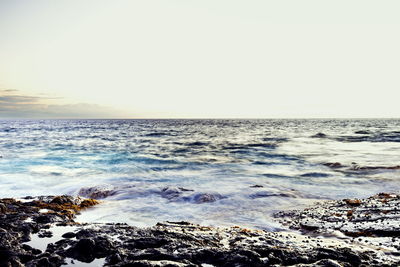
1;194;399;266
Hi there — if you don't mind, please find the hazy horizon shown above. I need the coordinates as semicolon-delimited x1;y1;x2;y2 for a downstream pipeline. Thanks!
1;1;400;119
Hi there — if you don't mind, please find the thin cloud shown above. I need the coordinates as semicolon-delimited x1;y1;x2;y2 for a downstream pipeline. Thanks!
0;89;18;93
0;95;42;103
0;90;128;119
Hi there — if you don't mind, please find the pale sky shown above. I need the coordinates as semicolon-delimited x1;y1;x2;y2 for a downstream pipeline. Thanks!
0;0;400;118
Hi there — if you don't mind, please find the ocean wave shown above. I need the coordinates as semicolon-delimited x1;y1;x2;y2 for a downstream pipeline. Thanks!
2;119;400;228
311;130;400;143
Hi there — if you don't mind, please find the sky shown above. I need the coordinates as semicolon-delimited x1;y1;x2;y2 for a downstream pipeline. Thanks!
0;0;400;119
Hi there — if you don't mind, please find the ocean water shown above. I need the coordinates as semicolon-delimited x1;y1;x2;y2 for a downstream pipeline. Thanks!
1;119;400;230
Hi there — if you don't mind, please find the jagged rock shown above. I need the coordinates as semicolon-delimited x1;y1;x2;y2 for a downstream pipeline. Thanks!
323;162;400;172
1;194;400;266
354;130;371;135
275;192;400;259
160;187;182;200
250;190;297;198
78;185;116;199
66;238;96;262
0;203;7;213
116;260;194;267
311;133;327;138
191;193;222;203
323;162;343;168
50;195;75;205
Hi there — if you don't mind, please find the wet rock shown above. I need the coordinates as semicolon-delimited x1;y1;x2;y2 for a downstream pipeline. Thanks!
300;172;330;178
311;133;327;138
60;221;399;266
0;196;98;267
191;193;223;203
26;254;64;267
163;221;191;226
127;237;170;249
61;232;76;239
118;260;193;267
37;257;51;266
2;194;400;266
160;187;182;200
324;161;400;173
35;214;55;224
78;185;116;199
31;196;99;218
79;199;99;209
96;237;115;255
21;244;41;256
250;185;264;188
106;253;122;265
296;259;344;267
335;130;400;143
354;130;371;135
66;238;96;262
38;230;53;238
344;198;362;206
323;162;344;168
275;192;400;259
50;195;75;205
75;229;96;239
177;187;194;192
350;163;400;171
0;203;7;213
250;190;297;199
160;187;222;204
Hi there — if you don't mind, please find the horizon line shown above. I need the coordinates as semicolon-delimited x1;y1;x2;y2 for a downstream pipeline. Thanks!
0;117;400;120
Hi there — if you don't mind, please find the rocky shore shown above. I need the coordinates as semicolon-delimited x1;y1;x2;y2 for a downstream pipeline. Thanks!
1;194;399;267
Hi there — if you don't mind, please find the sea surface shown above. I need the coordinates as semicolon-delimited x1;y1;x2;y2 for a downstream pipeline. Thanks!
1;119;400;230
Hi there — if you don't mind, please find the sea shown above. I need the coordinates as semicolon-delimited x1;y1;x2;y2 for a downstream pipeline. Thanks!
1;119;400;230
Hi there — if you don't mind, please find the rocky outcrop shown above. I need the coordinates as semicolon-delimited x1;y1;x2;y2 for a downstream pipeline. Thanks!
1;194;400;266
45;222;388;266
275;192;400;263
159;187;223;203
78;185;117;199
0;196;98;267
323;162;400;173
